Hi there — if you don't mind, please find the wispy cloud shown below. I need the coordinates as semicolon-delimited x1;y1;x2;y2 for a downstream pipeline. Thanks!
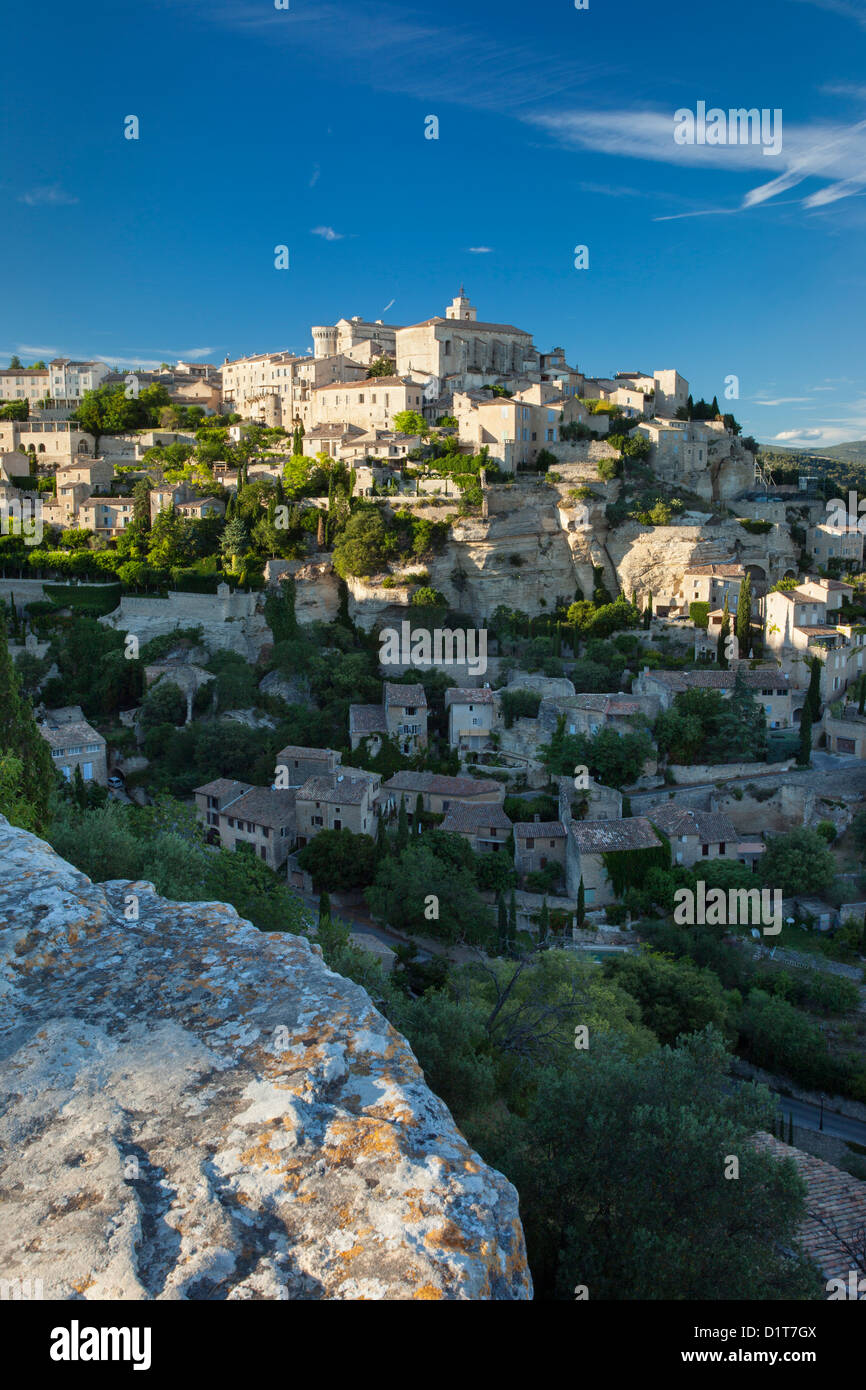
753;396;812;406
467;245;493;253
16;344;58;357
528;108;866;214
792;0;866;29
309;165;321;187
311;225;344;241
382;298;395;313
17;185;78;207
774;428;824;440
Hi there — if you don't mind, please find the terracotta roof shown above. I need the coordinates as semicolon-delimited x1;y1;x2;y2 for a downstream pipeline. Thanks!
401;317;532;337
384;771;502;799
39;719;105;751
349;704;389;736
383;682;427;709
297;772;379;805
441;802;512;833
754;1133;866;1283
444;687;495;706
194;778;252;803
275;745;338;762
513;821;568;839
649;804;738;843
572;817;661;854
314;376;411;392
646;668;790;692
683;564;745;577
225;787;296;829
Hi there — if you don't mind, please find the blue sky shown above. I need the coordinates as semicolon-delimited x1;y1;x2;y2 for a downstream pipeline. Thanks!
3;0;866;446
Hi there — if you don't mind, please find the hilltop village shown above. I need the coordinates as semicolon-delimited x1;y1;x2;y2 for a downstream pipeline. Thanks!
3;289;866;1299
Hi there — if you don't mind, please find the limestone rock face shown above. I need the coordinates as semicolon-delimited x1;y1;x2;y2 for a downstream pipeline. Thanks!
0;819;530;1301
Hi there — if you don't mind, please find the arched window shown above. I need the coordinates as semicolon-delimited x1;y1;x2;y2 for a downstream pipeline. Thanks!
38;443;46;453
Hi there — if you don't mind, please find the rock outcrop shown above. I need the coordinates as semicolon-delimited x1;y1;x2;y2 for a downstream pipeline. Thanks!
0;819;530;1300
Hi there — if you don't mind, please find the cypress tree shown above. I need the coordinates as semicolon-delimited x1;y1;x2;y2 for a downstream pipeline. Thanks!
858;674;866;716
507;890;517;954
414;792;424;834
797;704;812;766
375;812;388;859
318;890;331;927
787;1111;794;1146
538;896;549;947
577;875;586;927
806;657;822;721
497;892;508;955
396;795;409;852
735;572;752;658
0;619;55;830
72;764;87;809
717;594;730;669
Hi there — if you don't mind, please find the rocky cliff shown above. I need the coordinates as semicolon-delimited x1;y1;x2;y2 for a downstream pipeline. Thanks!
0;818;530;1300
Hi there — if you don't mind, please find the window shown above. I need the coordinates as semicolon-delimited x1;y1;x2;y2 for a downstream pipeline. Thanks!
549;840;556;848
701;843;709;856
525;837;535;849
82;763;93;780
719;843;725;854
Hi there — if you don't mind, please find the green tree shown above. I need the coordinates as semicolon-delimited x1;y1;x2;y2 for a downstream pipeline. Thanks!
414;791;424;834
806;656;822;721
760;827;835;898
297;829;378;892
392;409;429;437
396;795;409;852
735;572;752;658
577;876;586;927
366;357;395;378
331;506;389;578
497;892;509;955
219;515;250;573
318;890;331;927
797;703;812;767
0;620;55;830
538;897;549;947
507;890;517;954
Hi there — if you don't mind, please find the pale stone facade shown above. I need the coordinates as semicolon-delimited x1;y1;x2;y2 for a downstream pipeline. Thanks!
39;711;107;786
194;778;296;869
295;770;382;845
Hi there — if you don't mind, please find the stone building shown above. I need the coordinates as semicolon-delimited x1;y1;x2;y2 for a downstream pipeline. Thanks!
39;710;107;786
193;778;297;869
395;290;538;396
295;770;382;845
273;745;342;787
565;816;663;908
645;804;739;868
512;821;568;880
382;771;504;819
445;686;498;751
439;800;513;854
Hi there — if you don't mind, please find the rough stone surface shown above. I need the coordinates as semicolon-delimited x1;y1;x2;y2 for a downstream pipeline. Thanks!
0;818;530;1301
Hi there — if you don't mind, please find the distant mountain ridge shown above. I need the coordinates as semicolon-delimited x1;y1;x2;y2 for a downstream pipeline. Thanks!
762;440;866;465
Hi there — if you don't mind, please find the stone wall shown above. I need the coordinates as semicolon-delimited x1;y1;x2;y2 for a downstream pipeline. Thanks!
0;818;531;1301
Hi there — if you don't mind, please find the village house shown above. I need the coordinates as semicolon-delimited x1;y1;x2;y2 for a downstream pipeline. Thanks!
75;495;135;538
273;744;342;786
149;483;225;524
303;422;366;460
550;692;657;739
193;779;296;869
513;821;569;880
0;421;95;468
645;804;740;868
382;771;505;821
48;358;109;408
294;769;382;845
676;562;745;611
311;376;426;433
823;705;866;758
445;686;498;751
0;365;50;403
763;578;863;701
39;709;107;786
349;683;428;756
565;816;664;907
312;316;401;362
634;666;795;729
440;800;513;854
807;521;863;572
